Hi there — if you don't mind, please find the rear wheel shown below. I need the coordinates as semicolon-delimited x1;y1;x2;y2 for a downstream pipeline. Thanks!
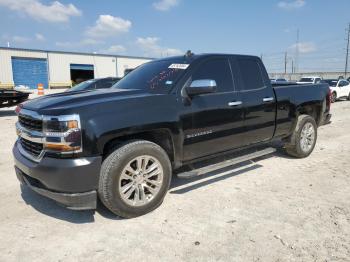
331;92;337;103
98;140;172;218
285;115;317;158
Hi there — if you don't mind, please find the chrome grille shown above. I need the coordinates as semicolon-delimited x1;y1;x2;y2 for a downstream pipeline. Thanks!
18;114;42;131
20;138;43;157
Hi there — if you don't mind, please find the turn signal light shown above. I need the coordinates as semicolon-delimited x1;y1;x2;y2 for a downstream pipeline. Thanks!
44;143;80;152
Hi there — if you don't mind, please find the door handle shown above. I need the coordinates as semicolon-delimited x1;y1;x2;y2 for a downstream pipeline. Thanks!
263;97;274;102
228;101;242;107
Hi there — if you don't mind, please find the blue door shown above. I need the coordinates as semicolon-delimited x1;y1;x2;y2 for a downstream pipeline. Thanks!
12;57;49;89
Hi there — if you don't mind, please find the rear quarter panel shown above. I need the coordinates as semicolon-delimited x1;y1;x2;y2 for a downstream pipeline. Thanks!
273;83;329;138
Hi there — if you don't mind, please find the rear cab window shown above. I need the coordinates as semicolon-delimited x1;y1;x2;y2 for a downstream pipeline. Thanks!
237;58;266;91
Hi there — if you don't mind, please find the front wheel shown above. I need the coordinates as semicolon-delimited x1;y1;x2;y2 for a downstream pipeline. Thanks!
98;140;172;218
285;115;317;158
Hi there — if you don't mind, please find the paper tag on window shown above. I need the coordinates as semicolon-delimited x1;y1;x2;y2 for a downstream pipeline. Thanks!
168;64;189;70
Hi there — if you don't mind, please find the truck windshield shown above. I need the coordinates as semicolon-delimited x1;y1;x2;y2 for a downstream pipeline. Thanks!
299;78;313;82
322;80;337;87
69;79;96;91
113;60;189;92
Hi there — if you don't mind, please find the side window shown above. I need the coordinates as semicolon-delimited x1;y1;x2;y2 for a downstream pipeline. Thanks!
315;78;321;83
340;80;349;86
96;79;113;89
238;59;265;91
192;58;234;93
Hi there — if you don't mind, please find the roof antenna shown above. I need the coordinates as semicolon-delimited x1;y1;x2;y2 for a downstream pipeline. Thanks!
185;50;194;58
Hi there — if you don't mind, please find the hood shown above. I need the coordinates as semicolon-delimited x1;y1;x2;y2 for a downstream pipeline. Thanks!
22;88;150;113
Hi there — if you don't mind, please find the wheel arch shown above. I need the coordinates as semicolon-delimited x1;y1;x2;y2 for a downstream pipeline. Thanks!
296;103;322;126
102;128;177;166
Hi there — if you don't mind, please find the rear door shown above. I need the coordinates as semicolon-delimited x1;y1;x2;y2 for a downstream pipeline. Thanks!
234;57;275;145
344;81;350;97
182;57;245;161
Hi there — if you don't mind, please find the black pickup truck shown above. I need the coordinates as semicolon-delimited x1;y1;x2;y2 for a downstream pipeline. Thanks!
0;89;29;108
13;53;331;218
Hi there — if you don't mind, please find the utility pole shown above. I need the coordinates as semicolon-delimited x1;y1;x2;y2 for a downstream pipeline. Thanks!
345;23;350;78
260;53;263;61
295;29;299;73
284;52;287;74
292;59;294;74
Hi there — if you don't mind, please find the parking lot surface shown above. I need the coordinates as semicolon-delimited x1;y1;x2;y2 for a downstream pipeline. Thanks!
0;96;349;261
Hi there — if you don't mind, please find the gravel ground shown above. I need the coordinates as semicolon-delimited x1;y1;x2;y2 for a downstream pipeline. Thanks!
0;94;349;262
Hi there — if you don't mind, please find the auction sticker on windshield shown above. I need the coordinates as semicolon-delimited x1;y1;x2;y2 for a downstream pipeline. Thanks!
168;64;189;70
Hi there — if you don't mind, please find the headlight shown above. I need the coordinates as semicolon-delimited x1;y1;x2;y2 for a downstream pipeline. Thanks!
42;114;82;153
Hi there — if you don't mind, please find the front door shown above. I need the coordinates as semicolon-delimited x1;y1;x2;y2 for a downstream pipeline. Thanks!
182;58;245;161
339;80;350;97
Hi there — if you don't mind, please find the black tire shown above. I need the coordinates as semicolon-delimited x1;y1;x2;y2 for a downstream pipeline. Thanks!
331;92;337;103
98;140;172;218
285;115;317;158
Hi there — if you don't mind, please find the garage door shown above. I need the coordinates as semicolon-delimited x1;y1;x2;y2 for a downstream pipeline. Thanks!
12;57;49;89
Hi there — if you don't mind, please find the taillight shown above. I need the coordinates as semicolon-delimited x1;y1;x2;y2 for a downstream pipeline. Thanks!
326;88;331;109
15;104;23;115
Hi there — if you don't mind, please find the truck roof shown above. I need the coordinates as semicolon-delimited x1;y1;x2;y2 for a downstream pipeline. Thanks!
155;53;260;63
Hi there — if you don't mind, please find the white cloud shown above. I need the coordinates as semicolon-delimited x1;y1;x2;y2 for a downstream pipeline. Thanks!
153;0;179;11
35;33;45;41
55;38;103;48
2;34;30;43
136;37;182;57
278;0;305;10
0;0;81;23
289;42;316;53
12;36;30;43
100;45;126;54
86;15;132;38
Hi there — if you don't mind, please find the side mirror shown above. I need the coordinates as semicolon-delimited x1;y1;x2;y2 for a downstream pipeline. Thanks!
186;79;217;96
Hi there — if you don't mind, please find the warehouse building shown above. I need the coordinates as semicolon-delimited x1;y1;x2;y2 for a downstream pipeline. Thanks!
0;47;152;89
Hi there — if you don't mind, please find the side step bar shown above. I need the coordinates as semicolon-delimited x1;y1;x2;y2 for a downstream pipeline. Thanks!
177;147;276;179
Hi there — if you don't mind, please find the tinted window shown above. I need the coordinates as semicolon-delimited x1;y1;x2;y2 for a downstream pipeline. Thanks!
238;59;265;90
322;80;337;87
192;58;233;92
96;79;119;89
299;78;313;82
69;79;96;91
340;80;349;86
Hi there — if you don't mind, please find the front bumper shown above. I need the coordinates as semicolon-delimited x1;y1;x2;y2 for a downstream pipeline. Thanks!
13;142;102;210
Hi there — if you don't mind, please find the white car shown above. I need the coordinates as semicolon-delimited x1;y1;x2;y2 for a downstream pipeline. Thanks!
297;76;322;84
323;79;350;103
